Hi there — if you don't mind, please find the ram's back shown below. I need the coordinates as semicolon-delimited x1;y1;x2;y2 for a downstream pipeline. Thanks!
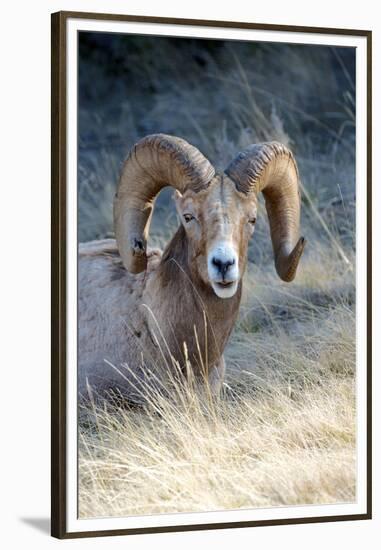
78;239;162;401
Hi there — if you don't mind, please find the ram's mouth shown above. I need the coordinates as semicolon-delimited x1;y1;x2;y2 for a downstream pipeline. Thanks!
216;280;234;289
211;279;238;299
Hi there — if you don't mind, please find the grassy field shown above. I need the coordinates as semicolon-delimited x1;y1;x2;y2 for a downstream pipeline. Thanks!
77;35;356;518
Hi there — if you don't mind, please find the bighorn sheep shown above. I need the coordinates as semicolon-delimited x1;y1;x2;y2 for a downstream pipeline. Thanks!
79;134;305;403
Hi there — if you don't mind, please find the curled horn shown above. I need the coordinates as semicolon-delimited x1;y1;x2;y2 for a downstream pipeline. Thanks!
225;142;305;282
114;134;215;273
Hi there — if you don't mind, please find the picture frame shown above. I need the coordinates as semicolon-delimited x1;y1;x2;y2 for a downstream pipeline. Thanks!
51;10;372;539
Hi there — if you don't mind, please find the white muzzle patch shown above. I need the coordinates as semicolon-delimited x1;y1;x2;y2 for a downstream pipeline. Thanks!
207;241;239;299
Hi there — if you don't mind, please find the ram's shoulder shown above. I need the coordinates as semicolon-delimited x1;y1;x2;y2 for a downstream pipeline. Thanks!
79;238;119;258
78;239;162;278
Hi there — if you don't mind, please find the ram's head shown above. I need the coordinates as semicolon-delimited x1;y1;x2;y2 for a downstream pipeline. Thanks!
114;134;305;298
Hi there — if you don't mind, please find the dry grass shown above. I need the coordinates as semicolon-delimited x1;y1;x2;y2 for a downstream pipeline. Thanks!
78;250;356;518
79;383;355;516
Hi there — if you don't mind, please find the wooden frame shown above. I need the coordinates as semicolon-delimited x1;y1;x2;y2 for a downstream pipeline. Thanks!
51;10;372;539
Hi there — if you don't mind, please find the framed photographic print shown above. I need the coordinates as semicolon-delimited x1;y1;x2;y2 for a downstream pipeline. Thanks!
51;10;372;539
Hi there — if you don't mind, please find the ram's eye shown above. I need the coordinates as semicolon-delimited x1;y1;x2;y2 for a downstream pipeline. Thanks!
248;217;257;225
183;213;194;223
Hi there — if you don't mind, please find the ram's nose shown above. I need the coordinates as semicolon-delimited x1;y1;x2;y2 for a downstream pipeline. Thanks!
211;257;235;279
